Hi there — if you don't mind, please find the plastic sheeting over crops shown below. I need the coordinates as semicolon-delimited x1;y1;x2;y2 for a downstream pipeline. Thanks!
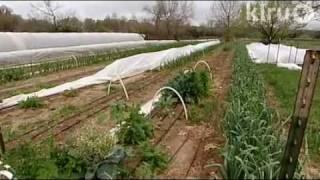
0;40;220;109
0;32;144;52
0;40;176;66
246;43;306;70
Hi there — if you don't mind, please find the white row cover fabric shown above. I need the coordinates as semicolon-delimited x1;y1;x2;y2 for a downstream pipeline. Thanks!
0;40;176;66
0;32;144;52
246;42;306;70
0;40;220;109
139;94;161;115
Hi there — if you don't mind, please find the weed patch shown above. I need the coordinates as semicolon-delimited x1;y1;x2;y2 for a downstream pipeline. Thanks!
18;96;43;109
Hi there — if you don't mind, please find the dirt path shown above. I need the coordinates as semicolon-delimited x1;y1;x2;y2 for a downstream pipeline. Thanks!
154;51;233;178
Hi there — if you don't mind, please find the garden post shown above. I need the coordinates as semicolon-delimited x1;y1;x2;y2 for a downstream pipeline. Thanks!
288;43;292;63
267;43;271;63
0;127;5;154
279;50;320;179
276;41;280;64
294;43;299;64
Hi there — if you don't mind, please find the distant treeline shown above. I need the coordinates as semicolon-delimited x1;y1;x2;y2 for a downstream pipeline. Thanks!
0;4;220;40
0;3;319;41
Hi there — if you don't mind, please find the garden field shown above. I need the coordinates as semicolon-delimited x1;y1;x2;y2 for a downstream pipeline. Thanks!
257;64;320;174
0;40;319;179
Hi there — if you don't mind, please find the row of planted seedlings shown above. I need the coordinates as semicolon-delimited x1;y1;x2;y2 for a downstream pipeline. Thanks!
0;41;198;85
1;44;218;179
215;42;302;179
88;64;214;178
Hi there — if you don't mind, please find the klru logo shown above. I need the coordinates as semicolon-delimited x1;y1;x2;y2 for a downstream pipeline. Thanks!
246;2;315;24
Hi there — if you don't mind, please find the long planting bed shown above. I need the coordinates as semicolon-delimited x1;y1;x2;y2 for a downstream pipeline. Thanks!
220;42;284;178
1;43;221;179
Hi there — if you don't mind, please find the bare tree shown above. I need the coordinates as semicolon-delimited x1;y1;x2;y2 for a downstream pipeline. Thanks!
30;1;62;31
144;1;194;39
248;1;307;44
0;5;22;31
172;1;194;39
209;1;241;41
143;1;165;36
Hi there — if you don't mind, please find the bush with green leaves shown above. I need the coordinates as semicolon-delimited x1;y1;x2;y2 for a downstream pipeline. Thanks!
5;128;115;179
137;142;168;173
163;70;210;104
4;140;85;179
18;96;43;109
111;102;153;145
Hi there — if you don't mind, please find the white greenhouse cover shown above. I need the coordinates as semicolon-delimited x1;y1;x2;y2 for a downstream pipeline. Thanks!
246;42;306;70
0;32;144;52
0;40;176;66
0;40;220;109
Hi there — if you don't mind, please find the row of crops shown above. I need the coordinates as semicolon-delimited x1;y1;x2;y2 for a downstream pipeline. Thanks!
2;43;218;179
0;42;197;85
220;43;284;178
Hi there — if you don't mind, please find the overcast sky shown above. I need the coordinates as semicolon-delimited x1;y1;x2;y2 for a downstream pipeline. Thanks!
1;1;319;30
0;1;213;25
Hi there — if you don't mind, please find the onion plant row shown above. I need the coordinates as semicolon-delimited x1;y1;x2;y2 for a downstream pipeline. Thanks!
0;42;197;85
220;43;283;179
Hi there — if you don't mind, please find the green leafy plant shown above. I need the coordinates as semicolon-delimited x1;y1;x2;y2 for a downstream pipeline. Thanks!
85;147;128;180
111;102;153;145
163;70;210;104
18;96;43;109
154;95;176;117
5;128;115;178
189;96;216;123
138;142;168;173
4;140;85;179
135;162;154;178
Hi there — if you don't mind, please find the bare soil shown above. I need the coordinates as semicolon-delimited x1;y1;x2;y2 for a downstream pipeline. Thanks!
0;51;211;146
149;51;234;178
1;48;235;179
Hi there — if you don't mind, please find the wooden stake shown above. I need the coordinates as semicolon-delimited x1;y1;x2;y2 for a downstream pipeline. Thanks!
279;50;320;179
276;39;281;64
0;127;5;154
